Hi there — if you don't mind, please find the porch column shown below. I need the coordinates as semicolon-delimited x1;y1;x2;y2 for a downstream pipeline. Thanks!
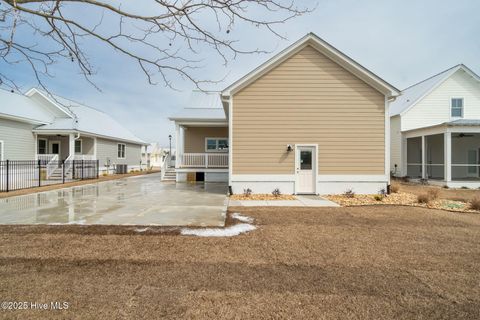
421;135;426;179
34;133;38;160
69;133;75;159
175;123;181;168
93;137;97;160
444;132;452;182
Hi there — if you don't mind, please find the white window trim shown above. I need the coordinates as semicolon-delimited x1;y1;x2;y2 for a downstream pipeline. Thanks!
117;143;126;159
49;140;61;155
205;137;228;153
38;138;48;155
450;97;464;119
75;139;83;154
0;140;4;161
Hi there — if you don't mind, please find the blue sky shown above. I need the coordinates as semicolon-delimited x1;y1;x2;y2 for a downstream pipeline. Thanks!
5;0;480;146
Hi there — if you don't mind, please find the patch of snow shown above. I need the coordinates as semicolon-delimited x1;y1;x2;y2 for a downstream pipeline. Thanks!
134;227;150;232
231;212;254;223
181;223;256;237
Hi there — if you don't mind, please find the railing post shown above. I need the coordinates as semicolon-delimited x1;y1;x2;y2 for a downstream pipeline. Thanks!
72;159;75;179
6;160;9;192
97;160;99;179
62;160;65;184
38;159;41;187
81;160;84;180
205;154;208;168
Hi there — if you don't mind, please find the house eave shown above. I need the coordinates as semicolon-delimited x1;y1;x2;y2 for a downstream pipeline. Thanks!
32;128;146;145
0;112;49;125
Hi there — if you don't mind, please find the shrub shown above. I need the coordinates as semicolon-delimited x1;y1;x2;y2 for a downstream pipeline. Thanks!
343;189;355;198
390;184;399;193
102;172;108;177
417;194;430;204
243;188;252;197
374;194;384;201
461;186;470;189
442;185;449;189
272;188;281;197
427;189;439;200
401;176;410;183
469;197;480;211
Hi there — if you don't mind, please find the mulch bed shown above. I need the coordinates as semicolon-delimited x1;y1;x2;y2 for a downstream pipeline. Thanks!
230;194;297;200
326;192;479;213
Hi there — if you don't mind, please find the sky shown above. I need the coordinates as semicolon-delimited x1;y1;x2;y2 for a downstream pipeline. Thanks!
4;0;480;146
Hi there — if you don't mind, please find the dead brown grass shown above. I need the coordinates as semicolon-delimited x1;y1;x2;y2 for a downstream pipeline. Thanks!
470;197;480;211
394;180;479;202
417;193;431;204
1;206;480;319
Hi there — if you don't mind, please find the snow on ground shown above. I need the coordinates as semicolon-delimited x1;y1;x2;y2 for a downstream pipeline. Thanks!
180;223;256;237
231;212;254;223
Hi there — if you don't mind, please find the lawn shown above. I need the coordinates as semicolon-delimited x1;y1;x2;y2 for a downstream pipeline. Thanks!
1;206;479;319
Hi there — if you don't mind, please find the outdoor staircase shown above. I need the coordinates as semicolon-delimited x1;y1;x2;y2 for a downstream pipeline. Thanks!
162;168;177;181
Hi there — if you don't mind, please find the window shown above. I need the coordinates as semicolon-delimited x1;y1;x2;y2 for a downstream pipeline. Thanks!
38;139;47;154
117;143;126;159
205;138;228;152
451;98;464;118
75;140;82;154
300;150;312;170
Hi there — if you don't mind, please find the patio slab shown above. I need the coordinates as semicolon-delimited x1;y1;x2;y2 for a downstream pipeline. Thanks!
0;174;228;226
228;195;339;207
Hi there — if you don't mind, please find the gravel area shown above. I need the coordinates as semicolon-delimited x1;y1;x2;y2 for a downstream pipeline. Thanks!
1;206;480;319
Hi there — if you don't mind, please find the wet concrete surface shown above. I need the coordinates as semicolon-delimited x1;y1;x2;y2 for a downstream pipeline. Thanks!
0;173;228;226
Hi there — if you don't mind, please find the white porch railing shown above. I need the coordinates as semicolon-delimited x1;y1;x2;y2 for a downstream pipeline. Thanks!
161;153;171;181
37;154;57;163
181;153;228;168
73;154;96;161
46;154;59;178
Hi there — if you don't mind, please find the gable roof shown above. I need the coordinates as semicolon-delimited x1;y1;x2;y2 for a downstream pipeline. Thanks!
169;90;226;122
390;64;480;117
0;88;57;124
222;32;400;98
33;94;146;145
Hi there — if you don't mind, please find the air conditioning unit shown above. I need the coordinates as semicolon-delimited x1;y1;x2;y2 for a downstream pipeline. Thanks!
116;164;128;174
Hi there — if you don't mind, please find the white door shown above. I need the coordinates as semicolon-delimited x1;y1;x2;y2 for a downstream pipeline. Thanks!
296;146;316;194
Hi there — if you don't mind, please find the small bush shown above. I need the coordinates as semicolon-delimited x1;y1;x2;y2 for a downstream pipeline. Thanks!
442;185;449;189
272;188;281;197
343;189;355;198
374;194;384;201
102;173;108;177
469;197;480;211
401;176;410;183
427;189;439;200
461;186;470;189
390;184;399;193
243;188;252;197
417;194;430;204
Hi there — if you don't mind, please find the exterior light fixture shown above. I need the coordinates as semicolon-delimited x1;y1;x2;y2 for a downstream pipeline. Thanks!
286;144;293;152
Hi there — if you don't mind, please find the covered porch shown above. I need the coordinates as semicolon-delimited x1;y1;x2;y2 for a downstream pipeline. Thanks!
34;132;97;163
174;122;229;169
404;121;480;187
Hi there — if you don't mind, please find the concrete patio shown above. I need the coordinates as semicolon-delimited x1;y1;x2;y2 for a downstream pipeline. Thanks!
0;174;228;226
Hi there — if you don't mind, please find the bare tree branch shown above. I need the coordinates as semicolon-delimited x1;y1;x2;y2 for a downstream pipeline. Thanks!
0;0;313;94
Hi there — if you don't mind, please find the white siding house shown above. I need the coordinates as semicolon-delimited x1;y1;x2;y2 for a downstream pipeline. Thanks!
390;64;480;188
0;88;146;173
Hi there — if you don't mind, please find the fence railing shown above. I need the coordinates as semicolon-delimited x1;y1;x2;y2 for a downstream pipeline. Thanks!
0;160;99;192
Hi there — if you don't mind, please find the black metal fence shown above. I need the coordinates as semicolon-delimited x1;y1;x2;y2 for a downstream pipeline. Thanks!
0;160;99;192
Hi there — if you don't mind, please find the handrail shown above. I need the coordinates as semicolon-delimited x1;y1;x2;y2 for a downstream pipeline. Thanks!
161;153;170;180
182;153;228;168
46;154;59;178
63;155;75;179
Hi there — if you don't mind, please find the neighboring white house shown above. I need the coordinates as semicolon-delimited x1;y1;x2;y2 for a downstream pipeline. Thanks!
143;142;175;168
390;64;480;188
0;88;146;173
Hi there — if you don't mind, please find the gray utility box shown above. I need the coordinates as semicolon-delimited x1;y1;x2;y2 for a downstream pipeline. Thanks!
116;164;128;174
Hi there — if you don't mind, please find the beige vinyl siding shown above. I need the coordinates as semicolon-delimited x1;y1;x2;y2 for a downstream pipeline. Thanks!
232;45;385;174
96;138;142;167
184;127;228;153
0;117;36;160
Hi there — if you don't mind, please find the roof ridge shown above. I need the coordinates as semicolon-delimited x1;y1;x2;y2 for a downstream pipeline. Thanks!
402;64;462;91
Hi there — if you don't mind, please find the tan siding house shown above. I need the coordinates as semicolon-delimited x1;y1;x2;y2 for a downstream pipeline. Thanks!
170;33;399;194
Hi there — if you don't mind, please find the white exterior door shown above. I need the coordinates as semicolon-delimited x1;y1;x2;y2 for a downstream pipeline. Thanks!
296;146;316;194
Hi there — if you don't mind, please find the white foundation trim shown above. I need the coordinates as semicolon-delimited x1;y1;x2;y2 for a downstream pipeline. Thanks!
318;174;388;182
